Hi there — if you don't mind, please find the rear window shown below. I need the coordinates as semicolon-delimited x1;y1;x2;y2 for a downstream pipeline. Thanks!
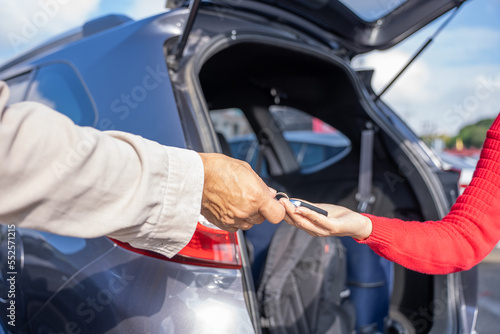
338;0;407;22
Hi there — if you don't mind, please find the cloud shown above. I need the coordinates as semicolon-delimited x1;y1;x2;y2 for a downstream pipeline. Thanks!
0;0;169;65
351;2;500;136
353;46;500;135
353;49;433;104
0;0;100;56
385;68;500;135
122;0;166;20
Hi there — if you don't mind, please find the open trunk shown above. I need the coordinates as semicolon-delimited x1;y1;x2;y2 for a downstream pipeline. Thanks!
192;40;448;333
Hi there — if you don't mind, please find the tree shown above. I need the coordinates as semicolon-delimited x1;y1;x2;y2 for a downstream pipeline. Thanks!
446;118;494;149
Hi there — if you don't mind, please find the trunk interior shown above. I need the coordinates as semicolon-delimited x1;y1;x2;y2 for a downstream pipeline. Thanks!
197;41;436;334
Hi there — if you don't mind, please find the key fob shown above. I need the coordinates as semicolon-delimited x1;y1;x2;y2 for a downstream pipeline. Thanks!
289;199;328;216
275;192;328;216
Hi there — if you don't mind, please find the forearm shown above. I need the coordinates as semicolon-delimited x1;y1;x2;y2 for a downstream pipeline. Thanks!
359;213;497;274
358;113;500;274
0;98;203;258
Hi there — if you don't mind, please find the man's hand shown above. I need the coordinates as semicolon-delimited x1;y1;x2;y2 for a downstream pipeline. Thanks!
198;153;285;232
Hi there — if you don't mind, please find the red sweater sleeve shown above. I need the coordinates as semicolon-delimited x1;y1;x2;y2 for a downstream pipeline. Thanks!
358;113;500;275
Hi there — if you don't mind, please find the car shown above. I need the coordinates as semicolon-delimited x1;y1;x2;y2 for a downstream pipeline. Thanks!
0;1;477;333
438;151;479;194
223;109;352;176
229;129;352;175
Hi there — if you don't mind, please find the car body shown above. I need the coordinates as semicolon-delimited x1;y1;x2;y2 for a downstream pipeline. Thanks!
0;1;477;333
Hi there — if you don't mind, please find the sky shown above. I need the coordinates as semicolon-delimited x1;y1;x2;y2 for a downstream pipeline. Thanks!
0;0;499;136
353;0;500;136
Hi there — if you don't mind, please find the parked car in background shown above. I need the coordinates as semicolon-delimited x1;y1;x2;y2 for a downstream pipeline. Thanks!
229;130;351;175
0;1;478;333
222;108;352;176
439;150;479;194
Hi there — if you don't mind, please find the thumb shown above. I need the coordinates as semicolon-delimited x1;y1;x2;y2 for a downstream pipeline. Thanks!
259;196;286;224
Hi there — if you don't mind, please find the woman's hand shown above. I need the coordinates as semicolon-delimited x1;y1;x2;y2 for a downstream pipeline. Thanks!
279;198;373;240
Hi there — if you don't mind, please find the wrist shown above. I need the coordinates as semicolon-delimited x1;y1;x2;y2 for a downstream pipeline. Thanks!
198;152;218;185
198;152;209;175
353;214;373;240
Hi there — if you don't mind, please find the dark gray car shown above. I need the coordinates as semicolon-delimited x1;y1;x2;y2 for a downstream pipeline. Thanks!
0;1;477;333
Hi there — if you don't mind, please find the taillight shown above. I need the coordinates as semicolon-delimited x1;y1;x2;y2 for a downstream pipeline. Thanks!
110;222;242;269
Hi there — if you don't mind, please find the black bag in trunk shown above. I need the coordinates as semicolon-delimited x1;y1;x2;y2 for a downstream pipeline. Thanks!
257;222;355;334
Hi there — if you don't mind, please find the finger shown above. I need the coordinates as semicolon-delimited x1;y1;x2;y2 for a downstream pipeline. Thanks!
295;207;328;227
279;198;295;214
282;212;294;225
259;194;286;224
205;215;240;233
287;211;326;236
245;212;266;225
280;199;307;228
280;199;310;226
268;187;277;196
238;222;254;230
216;224;238;233
279;199;329;236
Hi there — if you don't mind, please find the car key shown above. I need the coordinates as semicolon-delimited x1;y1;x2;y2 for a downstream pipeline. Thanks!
275;192;328;216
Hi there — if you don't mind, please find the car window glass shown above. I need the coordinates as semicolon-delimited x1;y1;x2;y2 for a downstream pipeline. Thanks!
210;108;270;177
289;141;349;168
270;106;351;174
337;0;407;22
26;63;96;126
4;72;32;105
210;107;351;175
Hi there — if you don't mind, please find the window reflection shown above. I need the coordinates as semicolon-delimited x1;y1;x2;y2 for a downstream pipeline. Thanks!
26;63;96;126
5;72;32;105
211;106;351;175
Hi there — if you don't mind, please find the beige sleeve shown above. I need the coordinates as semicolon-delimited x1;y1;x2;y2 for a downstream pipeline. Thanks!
0;81;203;258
